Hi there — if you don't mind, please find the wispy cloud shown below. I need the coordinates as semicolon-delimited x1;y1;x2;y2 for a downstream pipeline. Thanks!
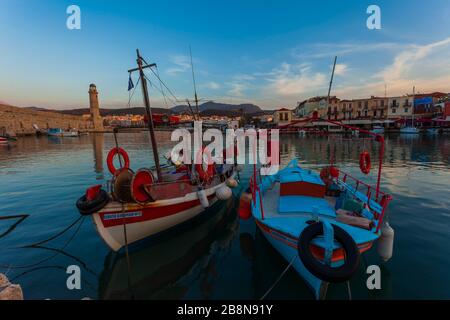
334;63;347;76
166;55;191;76
264;62;327;97
201;81;221;90
292;42;398;59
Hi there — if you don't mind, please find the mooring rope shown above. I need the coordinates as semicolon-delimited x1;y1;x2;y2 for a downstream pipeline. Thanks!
260;254;296;300
0;216;85;270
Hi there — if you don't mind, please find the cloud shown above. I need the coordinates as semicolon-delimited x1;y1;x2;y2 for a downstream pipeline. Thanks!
228;82;247;97
265;62;327;97
166;55;191;75
377;37;450;83
292;42;398;59
201;81;221;90
334;63;347;75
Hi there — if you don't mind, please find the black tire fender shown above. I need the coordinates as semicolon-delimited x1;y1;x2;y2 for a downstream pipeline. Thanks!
76;190;110;216
297;222;360;283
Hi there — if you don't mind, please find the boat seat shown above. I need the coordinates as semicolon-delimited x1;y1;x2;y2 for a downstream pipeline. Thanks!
278;195;336;218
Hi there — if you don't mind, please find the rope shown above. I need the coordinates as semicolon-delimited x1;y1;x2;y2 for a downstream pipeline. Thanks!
127;75;140;108
19;215;83;248
0;217;85;270
155;66;169;109
260;254;296;300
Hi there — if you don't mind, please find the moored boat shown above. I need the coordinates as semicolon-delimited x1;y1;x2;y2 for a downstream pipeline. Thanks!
76;50;239;252
371;126;384;134
47;128;80;137
400;126;420;134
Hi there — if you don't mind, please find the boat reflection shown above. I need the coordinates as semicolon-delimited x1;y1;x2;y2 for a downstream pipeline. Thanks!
98;196;239;299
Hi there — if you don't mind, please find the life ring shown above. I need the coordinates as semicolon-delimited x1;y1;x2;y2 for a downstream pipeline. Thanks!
107;147;130;174
76;189;110;216
195;148;214;183
297;222;360;283
359;151;371;175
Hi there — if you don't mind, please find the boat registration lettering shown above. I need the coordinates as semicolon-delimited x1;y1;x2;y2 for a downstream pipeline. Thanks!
103;211;142;220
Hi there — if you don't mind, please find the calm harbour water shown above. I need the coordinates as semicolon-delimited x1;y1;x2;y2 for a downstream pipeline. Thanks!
1;132;450;300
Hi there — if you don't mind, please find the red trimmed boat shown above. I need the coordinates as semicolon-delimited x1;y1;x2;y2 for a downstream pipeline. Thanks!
76;50;239;251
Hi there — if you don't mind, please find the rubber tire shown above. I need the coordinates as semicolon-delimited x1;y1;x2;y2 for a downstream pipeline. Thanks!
297;222;361;283
76;190;110;216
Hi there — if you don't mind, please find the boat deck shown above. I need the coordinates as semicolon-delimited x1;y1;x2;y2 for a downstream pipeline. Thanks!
254;182;378;245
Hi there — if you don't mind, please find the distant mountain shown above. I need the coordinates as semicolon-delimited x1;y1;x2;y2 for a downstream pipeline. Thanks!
171;101;262;114
19;101;265;117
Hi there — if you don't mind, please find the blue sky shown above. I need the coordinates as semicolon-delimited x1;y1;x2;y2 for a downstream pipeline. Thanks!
1;0;450;110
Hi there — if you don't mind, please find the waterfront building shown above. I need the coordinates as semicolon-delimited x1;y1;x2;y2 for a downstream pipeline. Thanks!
387;95;413;120
273;108;293;125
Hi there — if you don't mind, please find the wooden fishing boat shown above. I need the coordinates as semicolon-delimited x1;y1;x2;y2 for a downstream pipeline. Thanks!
242;117;393;299
240;57;394;299
76;50;239;252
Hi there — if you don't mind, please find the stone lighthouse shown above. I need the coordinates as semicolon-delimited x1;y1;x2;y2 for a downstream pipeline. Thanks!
89;84;104;131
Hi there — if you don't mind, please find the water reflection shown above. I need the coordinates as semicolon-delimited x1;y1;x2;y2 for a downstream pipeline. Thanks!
92;133;104;179
98;197;239;300
1;133;450;299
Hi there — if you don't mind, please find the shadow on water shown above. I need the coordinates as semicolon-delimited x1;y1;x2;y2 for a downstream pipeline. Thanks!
98;197;240;300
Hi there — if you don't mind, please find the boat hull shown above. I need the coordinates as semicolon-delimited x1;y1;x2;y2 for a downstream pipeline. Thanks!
255;218;374;299
256;219;327;299
91;174;235;251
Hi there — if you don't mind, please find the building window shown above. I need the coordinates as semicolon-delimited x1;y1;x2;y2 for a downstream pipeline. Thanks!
358;102;362;108
374;110;377;117
364;110;368;117
404;107;408;113
381;100;385;107
392;108;396;114
364;101;368;108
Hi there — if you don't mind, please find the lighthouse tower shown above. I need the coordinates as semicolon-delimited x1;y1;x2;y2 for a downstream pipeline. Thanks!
89;84;104;131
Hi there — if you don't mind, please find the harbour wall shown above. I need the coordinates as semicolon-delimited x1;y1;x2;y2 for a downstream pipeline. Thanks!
0;104;94;136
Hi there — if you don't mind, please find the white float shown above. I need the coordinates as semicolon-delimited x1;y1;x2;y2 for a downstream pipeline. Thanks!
216;185;232;200
377;222;394;262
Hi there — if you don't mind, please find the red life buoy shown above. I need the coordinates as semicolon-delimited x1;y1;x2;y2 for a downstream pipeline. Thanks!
107;147;130;174
195;148;214;183
359;151;371;175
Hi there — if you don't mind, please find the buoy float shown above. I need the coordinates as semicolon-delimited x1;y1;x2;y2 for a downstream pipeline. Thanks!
238;192;252;220
195;148;214;183
226;178;238;188
197;189;210;208
107;147;130;175
359;151;371;175
377;222;394;262
216;185;232;200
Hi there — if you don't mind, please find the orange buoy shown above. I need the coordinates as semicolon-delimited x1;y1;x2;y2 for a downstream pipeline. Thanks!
238;192;252;220
107;147;130;175
359;151;371;175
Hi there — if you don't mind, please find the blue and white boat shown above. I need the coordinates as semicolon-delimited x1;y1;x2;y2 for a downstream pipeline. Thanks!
249;159;393;299
47;128;80;137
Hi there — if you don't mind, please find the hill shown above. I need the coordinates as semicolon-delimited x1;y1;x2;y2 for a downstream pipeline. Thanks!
171;101;261;114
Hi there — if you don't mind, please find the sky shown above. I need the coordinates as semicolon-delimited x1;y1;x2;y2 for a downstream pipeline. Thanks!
1;0;450;110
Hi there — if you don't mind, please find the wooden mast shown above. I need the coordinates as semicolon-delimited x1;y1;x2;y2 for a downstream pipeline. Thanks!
128;49;162;181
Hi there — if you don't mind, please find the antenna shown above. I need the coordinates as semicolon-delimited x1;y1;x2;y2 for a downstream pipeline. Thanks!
189;45;200;120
